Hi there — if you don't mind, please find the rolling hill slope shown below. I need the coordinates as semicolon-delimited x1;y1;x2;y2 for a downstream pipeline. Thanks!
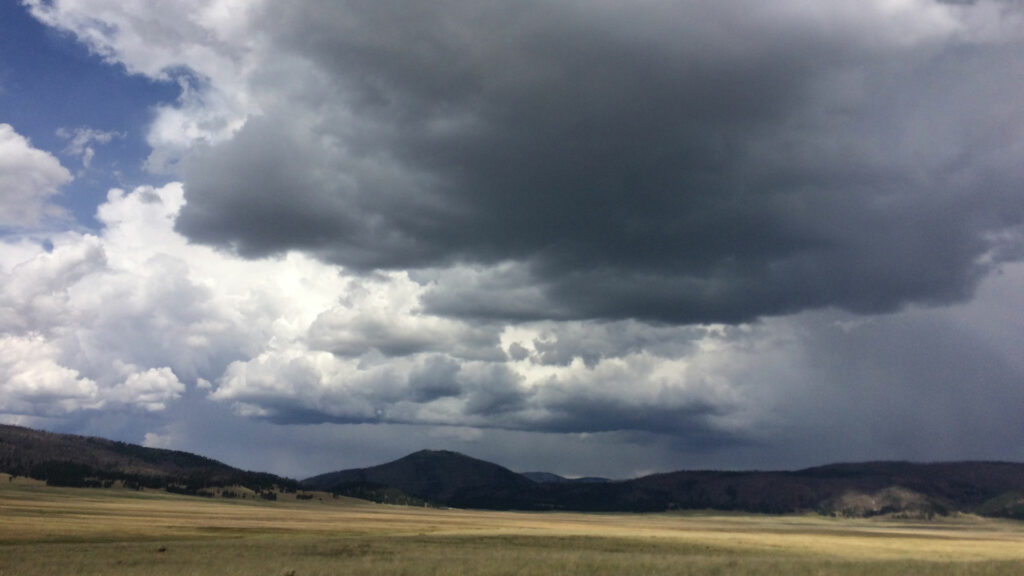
0;424;298;493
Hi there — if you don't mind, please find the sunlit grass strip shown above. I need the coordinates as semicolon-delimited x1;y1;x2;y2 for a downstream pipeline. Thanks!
2;477;1024;575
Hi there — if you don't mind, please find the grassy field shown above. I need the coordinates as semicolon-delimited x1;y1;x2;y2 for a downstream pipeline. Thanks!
2;474;1024;575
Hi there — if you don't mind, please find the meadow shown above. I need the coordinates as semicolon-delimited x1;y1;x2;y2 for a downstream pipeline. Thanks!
2;474;1023;575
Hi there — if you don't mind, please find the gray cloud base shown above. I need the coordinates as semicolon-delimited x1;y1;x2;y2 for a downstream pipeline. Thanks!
176;0;1024;324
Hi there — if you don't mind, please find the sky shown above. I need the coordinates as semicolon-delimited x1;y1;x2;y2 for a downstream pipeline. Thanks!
1;0;1023;480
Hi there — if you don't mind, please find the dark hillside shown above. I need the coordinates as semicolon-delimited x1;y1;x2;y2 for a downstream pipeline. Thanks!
522;471;568;483
617;462;1024;516
5;423;1024;518
0;424;297;493
304;449;535;507
307;452;1024;517
522;472;611;484
797;461;1024;506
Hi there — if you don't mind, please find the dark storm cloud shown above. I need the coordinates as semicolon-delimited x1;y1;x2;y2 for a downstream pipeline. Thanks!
406;356;463;402
528;389;742;442
175;0;1024;324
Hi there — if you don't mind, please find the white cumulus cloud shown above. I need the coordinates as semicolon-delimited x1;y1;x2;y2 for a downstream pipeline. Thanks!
0;124;72;229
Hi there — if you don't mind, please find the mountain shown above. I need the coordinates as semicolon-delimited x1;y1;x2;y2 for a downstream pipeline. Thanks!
304;449;535;508
306;452;1024;519
521;471;570;483
4;423;1024;519
0;424;298;494
521;472;611;484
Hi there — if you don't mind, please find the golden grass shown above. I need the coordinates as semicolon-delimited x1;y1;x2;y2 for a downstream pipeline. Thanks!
2;474;1024;575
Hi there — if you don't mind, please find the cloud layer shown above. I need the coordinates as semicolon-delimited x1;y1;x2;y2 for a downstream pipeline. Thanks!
30;0;1024;323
